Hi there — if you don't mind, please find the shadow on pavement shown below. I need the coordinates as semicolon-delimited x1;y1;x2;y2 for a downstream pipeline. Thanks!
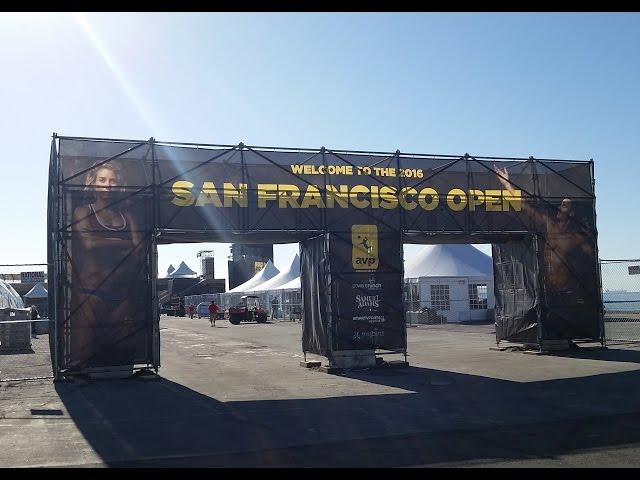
55;363;640;467
549;345;640;364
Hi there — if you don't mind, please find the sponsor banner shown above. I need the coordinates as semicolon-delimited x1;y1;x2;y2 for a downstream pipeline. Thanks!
330;227;405;351
332;272;405;351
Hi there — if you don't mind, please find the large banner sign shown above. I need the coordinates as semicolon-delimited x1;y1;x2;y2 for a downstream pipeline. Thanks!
301;227;405;355
330;226;405;351
156;146;532;236
21;271;45;284
56;140;595;239
49;137;602;374
55;141;154;371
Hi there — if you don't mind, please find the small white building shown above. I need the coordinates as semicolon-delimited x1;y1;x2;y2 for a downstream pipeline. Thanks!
404;244;495;323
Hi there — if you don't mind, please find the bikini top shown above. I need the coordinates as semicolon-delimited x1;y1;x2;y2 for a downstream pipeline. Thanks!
74;204;134;258
88;203;127;232
81;203;133;242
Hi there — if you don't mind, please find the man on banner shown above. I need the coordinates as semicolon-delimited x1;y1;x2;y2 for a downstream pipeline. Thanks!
495;166;596;306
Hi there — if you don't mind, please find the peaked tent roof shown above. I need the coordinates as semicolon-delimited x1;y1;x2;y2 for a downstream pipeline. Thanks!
253;254;300;291
227;260;280;293
278;276;300;290
0;279;24;309
24;282;48;299
170;261;198;278
167;264;175;276
404;244;492;279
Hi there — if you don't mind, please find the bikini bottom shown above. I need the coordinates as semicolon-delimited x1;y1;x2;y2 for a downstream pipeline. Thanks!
79;287;130;308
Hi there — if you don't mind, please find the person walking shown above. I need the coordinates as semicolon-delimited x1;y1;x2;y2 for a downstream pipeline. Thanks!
208;301;219;327
30;305;39;335
188;303;195;319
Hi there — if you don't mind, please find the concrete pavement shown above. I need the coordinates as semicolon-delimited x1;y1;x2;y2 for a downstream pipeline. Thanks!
2;317;640;467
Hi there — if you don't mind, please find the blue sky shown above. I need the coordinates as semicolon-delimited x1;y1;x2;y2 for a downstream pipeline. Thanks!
1;12;639;285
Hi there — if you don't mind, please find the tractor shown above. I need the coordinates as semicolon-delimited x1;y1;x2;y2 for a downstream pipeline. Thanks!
227;295;268;325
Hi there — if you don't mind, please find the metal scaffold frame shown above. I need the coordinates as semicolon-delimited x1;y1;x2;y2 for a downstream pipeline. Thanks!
48;134;603;379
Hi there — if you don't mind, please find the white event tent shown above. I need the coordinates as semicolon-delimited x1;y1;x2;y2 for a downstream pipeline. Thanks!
253;254;300;292
169;261;198;278
227;259;280;293
404;244;494;323
216;257;303;319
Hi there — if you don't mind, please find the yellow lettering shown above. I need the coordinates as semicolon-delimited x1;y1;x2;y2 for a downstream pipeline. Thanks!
171;180;195;207
418;188;439;211
350;185;370;208
399;187;418;210
485;189;502;212
257;184;278;208
370;185;380;208
195;181;223;207
300;185;325;208
326;184;349;208
447;188;467;211
223;183;247;208
278;184;301;208
468;189;485;211
379;186;398;209
503;189;522;211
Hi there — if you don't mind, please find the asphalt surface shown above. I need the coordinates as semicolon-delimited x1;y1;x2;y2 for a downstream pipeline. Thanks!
2;317;640;467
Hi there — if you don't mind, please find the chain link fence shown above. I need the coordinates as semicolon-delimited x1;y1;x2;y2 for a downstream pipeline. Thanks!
184;293;303;322
600;259;640;344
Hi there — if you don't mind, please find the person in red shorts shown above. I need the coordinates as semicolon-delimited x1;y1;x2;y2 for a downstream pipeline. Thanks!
208;301;219;327
188;303;195;319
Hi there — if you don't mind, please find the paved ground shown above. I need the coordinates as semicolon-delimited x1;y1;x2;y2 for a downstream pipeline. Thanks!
0;334;53;382
2;317;640;467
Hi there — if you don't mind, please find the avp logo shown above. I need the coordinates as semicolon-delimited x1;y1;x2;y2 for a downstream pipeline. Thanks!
351;224;379;271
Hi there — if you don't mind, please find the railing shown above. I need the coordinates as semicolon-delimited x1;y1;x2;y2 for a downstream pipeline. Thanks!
600;259;640;344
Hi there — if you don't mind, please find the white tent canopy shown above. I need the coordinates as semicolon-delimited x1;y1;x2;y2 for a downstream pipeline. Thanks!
404;244;492;279
25;282;48;299
278;276;300;290
170;261;198;278
0;279;25;309
253;254;300;291
227;260;280;293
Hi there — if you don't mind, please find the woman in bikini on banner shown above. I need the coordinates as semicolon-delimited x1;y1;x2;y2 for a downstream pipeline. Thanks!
70;160;146;369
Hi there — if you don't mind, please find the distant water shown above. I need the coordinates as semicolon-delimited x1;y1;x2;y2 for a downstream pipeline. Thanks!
603;291;640;312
